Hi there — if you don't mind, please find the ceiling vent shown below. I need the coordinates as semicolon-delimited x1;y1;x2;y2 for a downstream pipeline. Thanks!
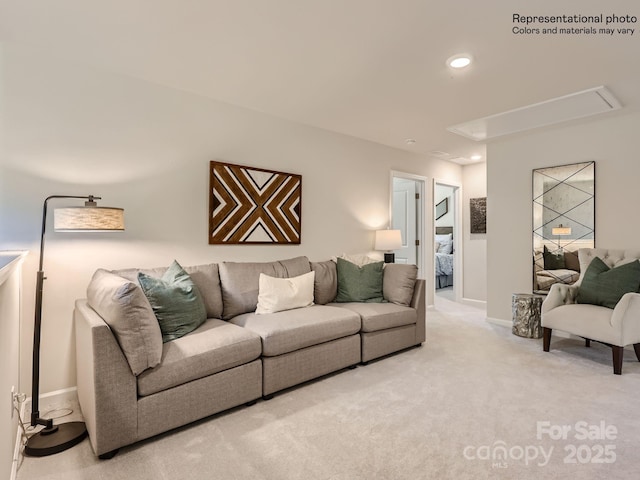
447;86;622;141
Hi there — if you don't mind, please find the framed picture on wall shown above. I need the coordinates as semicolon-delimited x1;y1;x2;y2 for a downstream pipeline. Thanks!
209;161;302;244
470;197;487;234
435;197;449;220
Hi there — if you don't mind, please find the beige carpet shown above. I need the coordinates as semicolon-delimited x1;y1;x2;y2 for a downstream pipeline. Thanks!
16;297;640;480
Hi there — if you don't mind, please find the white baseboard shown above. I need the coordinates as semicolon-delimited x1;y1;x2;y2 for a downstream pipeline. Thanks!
486;317;512;328
460;297;487;308
11;387;79;480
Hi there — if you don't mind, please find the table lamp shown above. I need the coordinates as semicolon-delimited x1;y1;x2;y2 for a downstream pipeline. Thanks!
375;229;403;263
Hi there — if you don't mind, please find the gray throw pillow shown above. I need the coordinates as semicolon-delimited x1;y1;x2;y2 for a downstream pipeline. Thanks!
383;264;418;306
577;257;640;309
335;257;384;303
86;269;163;375
311;260;337;304
138;260;207;342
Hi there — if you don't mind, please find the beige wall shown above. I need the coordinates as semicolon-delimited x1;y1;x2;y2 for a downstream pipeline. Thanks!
0;43;462;394
487;111;640;322
462;162;487;303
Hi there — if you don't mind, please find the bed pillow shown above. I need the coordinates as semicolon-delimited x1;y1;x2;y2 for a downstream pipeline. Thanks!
435;233;453;254
138;260;207;342
576;257;640;309
255;271;315;314
543;245;565;270
335;257;384;303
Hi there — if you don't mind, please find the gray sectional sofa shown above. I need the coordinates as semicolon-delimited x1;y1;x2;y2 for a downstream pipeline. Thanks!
74;256;425;458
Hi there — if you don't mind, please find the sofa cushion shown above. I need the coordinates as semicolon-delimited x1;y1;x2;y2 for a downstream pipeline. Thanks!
383;264;418;306
542;304;620;345
335;258;384;303
576;256;640;309
564;250;580;272
218;256;311;319
256;271;315;314
138;261;207;342
115;263;223;320
136;319;262;397
86;269;162;376
332;302;417;333
311;260;337;304
543;245;565;270
229;305;360;357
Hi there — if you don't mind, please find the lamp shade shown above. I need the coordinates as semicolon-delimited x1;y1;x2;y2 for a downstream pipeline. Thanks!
551;225;572;236
375;229;402;251
54;207;125;232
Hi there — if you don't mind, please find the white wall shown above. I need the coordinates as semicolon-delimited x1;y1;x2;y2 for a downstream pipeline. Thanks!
0;254;25;480
462;162;487;303
0;43;462;394
487;111;640;322
434;184;454;227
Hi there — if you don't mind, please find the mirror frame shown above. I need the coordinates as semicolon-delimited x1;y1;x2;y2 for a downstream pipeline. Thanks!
532;161;595;294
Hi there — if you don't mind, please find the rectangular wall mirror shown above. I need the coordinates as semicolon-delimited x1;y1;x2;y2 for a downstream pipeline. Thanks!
532;161;595;294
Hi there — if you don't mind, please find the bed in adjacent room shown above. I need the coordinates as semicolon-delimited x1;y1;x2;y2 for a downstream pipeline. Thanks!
435;227;454;289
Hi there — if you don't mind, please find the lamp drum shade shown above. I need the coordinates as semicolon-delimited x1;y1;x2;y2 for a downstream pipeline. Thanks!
375;229;403;251
551;225;572;236
54;207;125;231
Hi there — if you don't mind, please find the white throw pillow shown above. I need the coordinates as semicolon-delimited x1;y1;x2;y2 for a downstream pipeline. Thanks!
255;271;315;314
335;253;380;267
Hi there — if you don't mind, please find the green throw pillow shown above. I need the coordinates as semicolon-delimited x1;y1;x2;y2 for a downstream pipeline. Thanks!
138;260;207;342
335;257;384;303
543;245;565;270
576;257;640;309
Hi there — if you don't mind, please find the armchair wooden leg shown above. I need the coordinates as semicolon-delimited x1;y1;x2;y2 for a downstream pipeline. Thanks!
634;344;640;362
612;346;624;375
585;339;591;347
543;327;552;352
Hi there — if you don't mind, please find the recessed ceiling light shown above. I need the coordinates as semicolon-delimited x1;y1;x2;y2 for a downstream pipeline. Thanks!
405;138;416;145
447;54;472;69
470;154;483;161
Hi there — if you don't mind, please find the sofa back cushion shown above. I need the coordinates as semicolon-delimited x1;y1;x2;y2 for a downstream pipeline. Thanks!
218;256;311;319
311;260;337;304
383;264;418;306
115;263;223;319
86;269;163;375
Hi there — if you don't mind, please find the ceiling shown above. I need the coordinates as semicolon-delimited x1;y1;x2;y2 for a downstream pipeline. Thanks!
2;0;638;164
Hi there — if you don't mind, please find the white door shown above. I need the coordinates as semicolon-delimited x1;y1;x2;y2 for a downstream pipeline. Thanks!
392;178;418;265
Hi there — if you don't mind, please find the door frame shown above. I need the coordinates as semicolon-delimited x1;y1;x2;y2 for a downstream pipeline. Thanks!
389;171;427;280
433;178;463;303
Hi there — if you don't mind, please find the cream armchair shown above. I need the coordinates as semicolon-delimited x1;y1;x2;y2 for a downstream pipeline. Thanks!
542;248;640;374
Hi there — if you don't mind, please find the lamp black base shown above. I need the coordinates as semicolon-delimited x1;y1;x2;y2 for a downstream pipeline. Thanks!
25;421;88;457
384;253;395;263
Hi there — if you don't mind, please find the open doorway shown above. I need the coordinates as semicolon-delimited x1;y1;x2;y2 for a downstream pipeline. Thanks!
434;180;462;303
390;172;426;279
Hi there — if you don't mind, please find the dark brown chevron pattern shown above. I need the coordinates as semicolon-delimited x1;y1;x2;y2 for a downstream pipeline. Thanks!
209;161;302;244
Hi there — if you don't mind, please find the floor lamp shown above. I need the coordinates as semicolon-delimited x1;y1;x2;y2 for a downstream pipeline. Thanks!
25;195;124;457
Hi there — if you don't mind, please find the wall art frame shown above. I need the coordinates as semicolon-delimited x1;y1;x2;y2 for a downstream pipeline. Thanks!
435;197;449;221
470;197;487;234
209;161;302;244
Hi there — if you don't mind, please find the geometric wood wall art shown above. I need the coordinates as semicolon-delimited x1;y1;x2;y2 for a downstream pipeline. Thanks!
209;161;302;244
469;197;487;234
